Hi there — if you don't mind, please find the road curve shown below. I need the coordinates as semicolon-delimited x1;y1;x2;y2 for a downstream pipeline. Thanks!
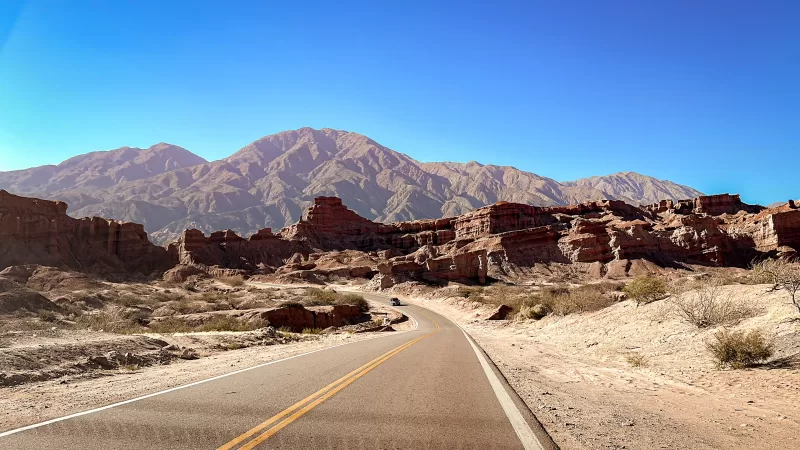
1;292;557;449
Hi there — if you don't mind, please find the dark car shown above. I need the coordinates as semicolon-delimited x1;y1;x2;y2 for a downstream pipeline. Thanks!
390;297;401;306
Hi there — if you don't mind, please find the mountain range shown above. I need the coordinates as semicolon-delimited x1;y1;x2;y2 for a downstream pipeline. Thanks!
0;127;703;244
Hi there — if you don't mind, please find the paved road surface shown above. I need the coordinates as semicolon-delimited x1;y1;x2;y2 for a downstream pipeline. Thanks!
1;293;556;449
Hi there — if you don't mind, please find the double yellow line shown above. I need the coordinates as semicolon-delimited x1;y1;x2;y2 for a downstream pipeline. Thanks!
218;314;439;450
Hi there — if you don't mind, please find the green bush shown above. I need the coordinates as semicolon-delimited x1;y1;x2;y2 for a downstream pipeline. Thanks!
707;328;773;369
623;276;667;305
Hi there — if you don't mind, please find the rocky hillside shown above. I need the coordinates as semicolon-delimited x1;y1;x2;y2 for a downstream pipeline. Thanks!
0;128;702;243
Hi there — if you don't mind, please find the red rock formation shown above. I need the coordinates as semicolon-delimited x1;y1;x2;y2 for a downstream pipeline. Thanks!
173;227;303;270
5;189;800;285
452;202;541;239
693;194;747;215
249;304;364;332
0;190;173;274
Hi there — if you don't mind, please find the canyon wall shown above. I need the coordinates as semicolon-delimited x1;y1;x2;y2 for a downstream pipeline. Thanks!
3;188;798;286
0;190;174;274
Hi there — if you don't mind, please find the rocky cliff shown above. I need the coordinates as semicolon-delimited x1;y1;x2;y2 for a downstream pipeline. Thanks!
173;192;800;287
0;190;174;274
3;189;798;286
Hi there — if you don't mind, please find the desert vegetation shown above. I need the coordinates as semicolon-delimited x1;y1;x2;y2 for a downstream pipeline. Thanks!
623;275;667;306
305;288;369;311
751;258;800;312
667;279;755;328
707;328;774;369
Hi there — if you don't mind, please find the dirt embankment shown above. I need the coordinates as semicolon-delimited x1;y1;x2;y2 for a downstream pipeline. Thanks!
393;283;800;450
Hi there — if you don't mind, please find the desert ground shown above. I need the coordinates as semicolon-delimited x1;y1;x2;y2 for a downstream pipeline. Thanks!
3;262;800;449
382;273;800;450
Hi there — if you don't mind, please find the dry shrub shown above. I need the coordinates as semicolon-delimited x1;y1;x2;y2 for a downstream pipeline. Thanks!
626;353;649;368
669;280;755;328
199;291;228;303
751;258;800;312
456;286;485;300
171;298;201;314
707;328;773;369
74;311;142;334
37;310;58;322
148;291;186;304
515;304;549;321
339;293;369;312
305;288;369;311
219;275;245;287
149;315;264;333
623;276;667;305
306;288;338;305
537;284;616;316
147;318;192;333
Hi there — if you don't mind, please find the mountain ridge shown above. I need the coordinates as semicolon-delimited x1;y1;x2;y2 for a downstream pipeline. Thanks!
0;128;703;243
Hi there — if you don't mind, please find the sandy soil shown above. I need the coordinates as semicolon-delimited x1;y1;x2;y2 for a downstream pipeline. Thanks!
396;284;800;450
0;331;384;432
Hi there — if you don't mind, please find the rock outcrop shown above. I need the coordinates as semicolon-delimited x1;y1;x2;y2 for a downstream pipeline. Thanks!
3;190;799;287
0;190;174;274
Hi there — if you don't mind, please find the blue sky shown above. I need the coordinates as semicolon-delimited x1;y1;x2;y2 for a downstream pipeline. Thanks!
0;0;797;204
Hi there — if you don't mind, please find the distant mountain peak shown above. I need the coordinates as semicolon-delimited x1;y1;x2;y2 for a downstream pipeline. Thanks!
0;127;704;243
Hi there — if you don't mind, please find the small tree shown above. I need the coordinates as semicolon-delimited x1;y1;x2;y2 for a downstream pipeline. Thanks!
751;258;800;313
623;275;667;306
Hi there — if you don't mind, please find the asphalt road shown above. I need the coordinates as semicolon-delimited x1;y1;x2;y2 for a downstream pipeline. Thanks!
1;293;556;449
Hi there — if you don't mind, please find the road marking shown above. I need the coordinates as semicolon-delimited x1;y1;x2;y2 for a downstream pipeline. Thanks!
217;335;427;449
0;299;419;439
222;311;440;449
459;327;545;450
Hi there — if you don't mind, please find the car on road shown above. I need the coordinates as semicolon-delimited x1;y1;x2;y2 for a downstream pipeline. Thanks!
390;297;401;306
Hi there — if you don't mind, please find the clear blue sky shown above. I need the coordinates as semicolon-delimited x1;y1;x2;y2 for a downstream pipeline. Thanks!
1;0;797;204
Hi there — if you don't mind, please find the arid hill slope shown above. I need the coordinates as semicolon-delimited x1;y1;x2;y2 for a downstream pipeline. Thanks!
0;128;702;243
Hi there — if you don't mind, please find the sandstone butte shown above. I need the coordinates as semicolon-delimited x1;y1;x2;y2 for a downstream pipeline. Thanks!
1;189;799;288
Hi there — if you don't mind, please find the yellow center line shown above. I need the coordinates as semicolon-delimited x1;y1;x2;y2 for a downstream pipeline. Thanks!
219;307;440;450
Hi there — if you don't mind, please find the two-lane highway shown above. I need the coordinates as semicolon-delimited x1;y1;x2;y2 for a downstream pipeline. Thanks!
1;293;556;449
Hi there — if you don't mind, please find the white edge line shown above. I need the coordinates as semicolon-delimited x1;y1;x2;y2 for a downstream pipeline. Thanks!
0;299;421;439
458;325;545;450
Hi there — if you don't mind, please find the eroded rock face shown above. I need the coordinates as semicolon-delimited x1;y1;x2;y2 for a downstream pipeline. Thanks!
0;190;173;274
173;227;306;271
178;193;800;285
4;190;799;285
